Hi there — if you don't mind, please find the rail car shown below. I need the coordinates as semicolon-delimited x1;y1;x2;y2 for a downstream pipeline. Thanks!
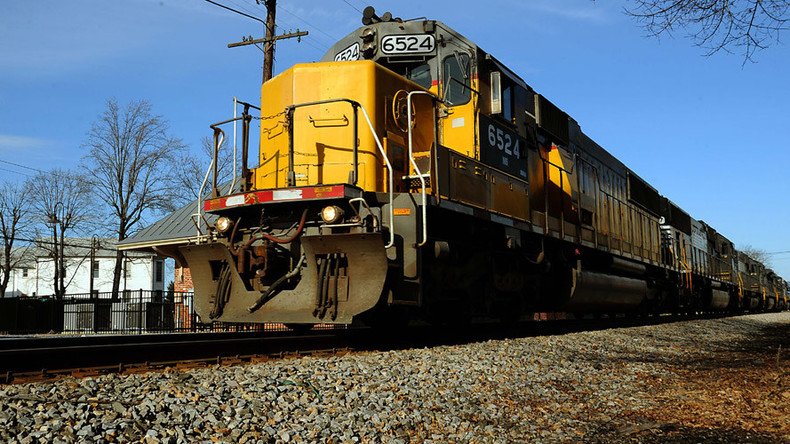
129;7;788;327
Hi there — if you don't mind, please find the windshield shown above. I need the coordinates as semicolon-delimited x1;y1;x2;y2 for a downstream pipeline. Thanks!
381;61;434;90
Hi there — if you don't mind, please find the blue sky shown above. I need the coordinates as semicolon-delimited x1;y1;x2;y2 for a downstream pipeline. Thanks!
1;0;789;278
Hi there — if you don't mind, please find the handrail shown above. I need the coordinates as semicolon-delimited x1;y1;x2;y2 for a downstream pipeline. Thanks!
575;155;600;221
286;98;361;187
194;130;223;237
357;106;394;249
285;98;394;249
537;144;576;174
231;97;238;194
194;112;251;238
231;98;259;194
406;91;440;248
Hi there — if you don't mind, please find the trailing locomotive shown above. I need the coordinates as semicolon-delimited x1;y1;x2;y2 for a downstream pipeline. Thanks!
124;7;788;327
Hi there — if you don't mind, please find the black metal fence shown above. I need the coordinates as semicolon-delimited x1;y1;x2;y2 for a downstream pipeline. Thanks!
0;291;325;335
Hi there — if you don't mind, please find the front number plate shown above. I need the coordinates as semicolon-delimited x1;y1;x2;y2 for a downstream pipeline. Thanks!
381;34;435;55
334;42;360;61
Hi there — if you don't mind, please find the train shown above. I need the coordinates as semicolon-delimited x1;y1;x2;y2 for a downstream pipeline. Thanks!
125;7;788;328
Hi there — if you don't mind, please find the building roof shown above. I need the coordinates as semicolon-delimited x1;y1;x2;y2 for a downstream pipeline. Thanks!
117;181;237;251
6;245;36;268
117;201;215;251
29;238;157;260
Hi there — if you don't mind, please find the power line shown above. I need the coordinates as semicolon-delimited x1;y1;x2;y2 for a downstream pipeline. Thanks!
279;4;340;42
203;0;265;25
0;167;32;177
224;0;268;26
340;0;362;14
275;16;334;50
228;1;328;59
270;15;329;54
298;38;329;55
0;159;45;173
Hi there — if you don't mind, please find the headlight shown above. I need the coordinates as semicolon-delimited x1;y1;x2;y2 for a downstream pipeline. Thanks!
215;216;233;234
320;206;344;224
362;40;377;58
360;27;376;42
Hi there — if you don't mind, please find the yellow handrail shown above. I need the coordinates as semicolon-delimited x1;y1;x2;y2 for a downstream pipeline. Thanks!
679;246;692;291
737;272;744;302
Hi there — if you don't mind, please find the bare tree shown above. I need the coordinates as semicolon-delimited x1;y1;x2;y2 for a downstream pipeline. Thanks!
624;0;790;62
739;244;772;267
83;98;185;296
0;180;32;297
172;136;236;208
26;170;94;298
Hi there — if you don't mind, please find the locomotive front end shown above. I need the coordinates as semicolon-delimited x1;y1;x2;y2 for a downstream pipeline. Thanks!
182;60;434;325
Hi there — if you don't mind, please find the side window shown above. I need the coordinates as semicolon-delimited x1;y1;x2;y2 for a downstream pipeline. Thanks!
490;72;527;125
443;53;471;106
502;84;512;122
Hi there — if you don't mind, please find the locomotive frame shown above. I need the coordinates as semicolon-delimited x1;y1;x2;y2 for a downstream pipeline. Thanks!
123;7;788;327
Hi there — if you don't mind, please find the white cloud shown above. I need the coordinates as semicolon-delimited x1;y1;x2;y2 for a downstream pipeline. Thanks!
0;134;49;150
513;0;611;24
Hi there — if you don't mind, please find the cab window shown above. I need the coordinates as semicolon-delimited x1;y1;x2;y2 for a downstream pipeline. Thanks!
407;64;432;89
386;62;433;90
443;53;471;106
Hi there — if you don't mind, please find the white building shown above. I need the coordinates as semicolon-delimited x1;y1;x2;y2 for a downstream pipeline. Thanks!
2;246;36;297
2;238;165;297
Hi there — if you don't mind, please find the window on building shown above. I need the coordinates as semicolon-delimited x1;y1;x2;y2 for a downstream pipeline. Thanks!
155;260;163;283
22;268;28;278
92;260;99;279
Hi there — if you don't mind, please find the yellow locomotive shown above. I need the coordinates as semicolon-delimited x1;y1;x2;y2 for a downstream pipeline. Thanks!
124;8;788;326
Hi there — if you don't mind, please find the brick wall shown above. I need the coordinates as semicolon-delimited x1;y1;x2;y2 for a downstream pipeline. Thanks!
174;265;194;293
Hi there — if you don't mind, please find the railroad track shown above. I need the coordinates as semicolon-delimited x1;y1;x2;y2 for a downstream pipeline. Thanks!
0;330;352;384
0;311;733;384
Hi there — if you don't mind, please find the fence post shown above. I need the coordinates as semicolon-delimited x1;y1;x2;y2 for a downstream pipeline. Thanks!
138;289;143;335
93;298;99;333
191;292;197;333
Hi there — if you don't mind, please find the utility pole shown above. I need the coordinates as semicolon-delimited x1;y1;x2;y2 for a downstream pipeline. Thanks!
204;0;308;83
47;202;64;299
263;0;276;82
223;0;307;83
89;236;99;298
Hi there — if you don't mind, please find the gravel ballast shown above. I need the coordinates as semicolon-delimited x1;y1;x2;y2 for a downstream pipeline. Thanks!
0;312;788;443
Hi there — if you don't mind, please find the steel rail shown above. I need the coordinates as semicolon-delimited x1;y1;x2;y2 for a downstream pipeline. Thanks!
0;330;351;381
0;311;737;384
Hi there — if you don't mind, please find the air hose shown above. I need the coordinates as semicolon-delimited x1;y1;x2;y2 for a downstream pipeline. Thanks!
247;255;306;313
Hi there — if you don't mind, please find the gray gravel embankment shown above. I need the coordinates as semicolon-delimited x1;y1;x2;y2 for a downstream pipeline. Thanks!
1;312;788;443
